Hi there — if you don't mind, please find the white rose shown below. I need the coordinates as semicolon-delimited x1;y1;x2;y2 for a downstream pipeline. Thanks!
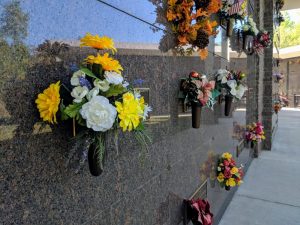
227;80;237;97
94;79;110;92
87;87;99;101
217;69;230;84
122;81;129;88
71;86;89;103
104;71;124;85
71;70;85;86
80;96;117;132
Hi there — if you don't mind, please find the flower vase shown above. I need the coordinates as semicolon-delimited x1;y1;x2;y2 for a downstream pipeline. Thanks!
224;95;233;116
250;141;255;149
88;144;103;176
225;185;231;191
191;102;202;129
226;19;234;37
209;179;216;188
243;35;254;55
218;94;223;104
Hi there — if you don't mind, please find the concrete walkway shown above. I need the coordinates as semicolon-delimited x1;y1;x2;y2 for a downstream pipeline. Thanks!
219;109;300;225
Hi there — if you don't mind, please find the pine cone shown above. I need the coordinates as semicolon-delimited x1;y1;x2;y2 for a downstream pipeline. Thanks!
195;0;210;10
193;30;209;49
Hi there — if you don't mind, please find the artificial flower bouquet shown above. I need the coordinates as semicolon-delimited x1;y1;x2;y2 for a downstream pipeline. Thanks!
184;198;213;225
216;152;243;191
36;33;152;176
215;69;247;116
200;151;218;187
218;0;248;37
181;71;218;128
273;72;284;83
253;31;272;55
274;101;282;114
242;16;259;36
165;0;221;59
245;122;265;147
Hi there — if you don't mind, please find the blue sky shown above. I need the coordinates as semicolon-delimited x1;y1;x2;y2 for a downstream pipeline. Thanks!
1;0;164;46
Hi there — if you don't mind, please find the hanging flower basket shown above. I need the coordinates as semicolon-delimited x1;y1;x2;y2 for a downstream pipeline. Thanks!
224;95;233;116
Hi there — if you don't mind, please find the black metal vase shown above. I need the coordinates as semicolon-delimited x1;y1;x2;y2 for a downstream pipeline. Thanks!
225;185;231;191
226;19;234;37
88;144;103;176
224;95;233;116
251;141;255;149
243;34;254;55
191;102;202;129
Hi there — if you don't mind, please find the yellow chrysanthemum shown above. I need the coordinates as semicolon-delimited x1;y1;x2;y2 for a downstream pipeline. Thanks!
230;167;239;175
35;81;61;124
226;178;236;187
217;173;224;183
222;152;232;160
115;92;144;132
85;53;123;74
80;33;117;53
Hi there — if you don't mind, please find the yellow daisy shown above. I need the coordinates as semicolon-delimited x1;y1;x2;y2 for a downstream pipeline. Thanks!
35;81;61;124
85;53;123;74
80;33;117;53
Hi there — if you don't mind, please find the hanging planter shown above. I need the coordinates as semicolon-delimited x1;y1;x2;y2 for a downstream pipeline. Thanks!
191;102;202;129
88;143;104;176
226;19;234;37
224;95;233;116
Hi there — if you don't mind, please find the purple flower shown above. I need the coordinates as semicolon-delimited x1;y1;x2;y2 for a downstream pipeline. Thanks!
79;77;92;90
133;79;144;86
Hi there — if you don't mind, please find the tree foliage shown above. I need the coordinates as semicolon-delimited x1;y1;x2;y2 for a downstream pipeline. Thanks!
278;13;300;48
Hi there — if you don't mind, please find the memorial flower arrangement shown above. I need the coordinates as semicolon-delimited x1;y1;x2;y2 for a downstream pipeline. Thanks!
216;152;243;191
181;71;218;128
200;151;218;187
165;0;221;59
253;31;272;55
215;69;247;100
274;101;282;114
36;33;152;176
245;122;265;146
218;0;248;37
184;198;213;225
241;16;259;36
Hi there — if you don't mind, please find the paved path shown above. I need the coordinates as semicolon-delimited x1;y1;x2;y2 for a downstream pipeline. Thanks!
219;109;300;225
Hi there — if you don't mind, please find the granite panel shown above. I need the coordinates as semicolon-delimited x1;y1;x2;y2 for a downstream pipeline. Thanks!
0;1;252;225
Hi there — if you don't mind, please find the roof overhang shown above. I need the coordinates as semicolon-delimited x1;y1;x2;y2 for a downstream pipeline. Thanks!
282;0;300;10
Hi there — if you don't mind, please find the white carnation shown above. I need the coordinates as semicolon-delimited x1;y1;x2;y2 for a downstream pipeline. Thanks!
143;105;152;120
86;87;99;101
80;96;117;132
94;79;110;92
71;70;85;86
104;71;124;85
71;86;89;103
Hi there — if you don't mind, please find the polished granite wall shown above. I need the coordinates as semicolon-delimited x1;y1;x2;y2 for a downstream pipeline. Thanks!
0;1;252;224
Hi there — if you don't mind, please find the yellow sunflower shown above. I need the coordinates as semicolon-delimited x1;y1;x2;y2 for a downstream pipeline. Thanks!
85;53;123;74
80;33;117;53
115;92;144;132
35;81;61;124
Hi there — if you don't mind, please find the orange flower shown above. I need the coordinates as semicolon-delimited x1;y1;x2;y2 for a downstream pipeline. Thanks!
199;48;208;60
207;0;221;14
193;9;208;19
178;35;188;44
167;10;177;21
168;0;177;7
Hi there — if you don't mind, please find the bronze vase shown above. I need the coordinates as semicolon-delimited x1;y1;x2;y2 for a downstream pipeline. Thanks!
191;102;202;129
88;144;103;176
224;95;233;116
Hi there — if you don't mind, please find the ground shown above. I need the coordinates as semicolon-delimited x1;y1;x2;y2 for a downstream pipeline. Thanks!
219;109;300;225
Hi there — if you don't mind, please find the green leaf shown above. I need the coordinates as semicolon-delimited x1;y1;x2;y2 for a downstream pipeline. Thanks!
64;100;86;118
105;85;127;97
135;122;145;131
80;67;98;79
60;100;69;121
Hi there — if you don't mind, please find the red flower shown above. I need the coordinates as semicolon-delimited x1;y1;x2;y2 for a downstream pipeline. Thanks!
224;167;231;178
223;160;230;167
185;198;213;225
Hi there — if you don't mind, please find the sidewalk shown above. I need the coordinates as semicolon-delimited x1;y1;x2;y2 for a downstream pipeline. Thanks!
219;109;300;225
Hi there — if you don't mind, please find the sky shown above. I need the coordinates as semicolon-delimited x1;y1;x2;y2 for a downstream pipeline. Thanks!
1;0;164;46
286;8;300;22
